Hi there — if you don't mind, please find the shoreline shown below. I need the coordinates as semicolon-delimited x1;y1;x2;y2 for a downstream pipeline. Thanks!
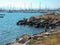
6;12;60;45
6;26;60;45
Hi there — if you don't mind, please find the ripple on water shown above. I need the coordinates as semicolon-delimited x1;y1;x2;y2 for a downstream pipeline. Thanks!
0;12;44;45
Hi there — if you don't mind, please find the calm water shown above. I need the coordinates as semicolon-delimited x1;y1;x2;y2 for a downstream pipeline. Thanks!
0;12;44;45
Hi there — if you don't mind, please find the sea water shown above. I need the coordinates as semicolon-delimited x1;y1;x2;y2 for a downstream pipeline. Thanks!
0;12;44;45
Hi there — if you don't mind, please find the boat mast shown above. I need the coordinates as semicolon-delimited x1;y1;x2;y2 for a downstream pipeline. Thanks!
39;1;41;12
40;1;41;9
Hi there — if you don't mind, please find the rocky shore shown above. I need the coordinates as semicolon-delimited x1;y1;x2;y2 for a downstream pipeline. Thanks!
17;12;60;29
6;26;60;45
6;13;60;45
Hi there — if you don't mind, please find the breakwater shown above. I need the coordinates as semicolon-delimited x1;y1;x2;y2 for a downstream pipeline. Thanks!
17;13;60;29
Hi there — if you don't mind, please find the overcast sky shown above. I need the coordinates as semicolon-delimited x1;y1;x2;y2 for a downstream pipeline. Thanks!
0;0;60;9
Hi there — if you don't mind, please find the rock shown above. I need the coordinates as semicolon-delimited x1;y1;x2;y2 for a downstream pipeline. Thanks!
5;43;12;45
16;34;30;43
17;13;60;29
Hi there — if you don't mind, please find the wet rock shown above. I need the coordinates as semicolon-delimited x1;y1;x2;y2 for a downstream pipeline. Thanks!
5;43;12;45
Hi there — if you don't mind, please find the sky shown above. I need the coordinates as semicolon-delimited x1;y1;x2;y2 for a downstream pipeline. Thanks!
0;0;60;9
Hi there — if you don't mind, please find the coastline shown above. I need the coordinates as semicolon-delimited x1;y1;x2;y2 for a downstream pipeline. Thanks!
6;26;60;45
6;12;60;45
